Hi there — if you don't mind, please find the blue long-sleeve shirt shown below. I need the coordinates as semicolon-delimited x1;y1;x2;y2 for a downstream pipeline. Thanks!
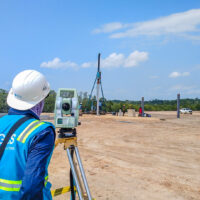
8;108;55;200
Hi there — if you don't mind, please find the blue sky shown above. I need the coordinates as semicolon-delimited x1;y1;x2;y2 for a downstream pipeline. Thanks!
0;0;200;100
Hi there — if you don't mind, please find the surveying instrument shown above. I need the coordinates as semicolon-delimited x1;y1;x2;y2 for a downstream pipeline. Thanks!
53;88;93;200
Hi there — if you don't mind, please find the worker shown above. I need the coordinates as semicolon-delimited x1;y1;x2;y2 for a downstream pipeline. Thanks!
0;70;55;200
122;104;126;116
139;106;142;117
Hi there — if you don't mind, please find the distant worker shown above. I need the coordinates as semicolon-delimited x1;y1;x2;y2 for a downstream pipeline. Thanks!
139;106;142;117
122;104;126;116
79;103;83;111
99;101;102;111
0;70;55;200
79;103;83;116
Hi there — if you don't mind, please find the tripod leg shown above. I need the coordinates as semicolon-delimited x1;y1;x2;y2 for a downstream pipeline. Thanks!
70;148;76;200
75;147;92;200
70;169;76;200
67;148;83;200
73;159;85;196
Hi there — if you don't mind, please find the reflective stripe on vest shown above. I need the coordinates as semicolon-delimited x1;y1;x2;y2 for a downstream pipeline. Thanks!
0;178;22;192
17;120;45;143
45;176;48;187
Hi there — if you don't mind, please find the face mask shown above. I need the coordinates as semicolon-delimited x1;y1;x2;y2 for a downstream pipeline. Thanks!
30;100;44;118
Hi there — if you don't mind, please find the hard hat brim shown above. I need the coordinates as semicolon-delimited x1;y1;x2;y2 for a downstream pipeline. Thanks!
7;88;49;111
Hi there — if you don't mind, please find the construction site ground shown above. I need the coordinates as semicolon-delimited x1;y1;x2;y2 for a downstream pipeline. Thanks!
46;111;200;200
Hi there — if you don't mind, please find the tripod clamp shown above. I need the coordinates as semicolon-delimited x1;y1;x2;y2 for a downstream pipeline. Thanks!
55;128;77;149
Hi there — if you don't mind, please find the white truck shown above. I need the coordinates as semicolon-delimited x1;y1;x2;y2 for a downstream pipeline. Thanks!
180;108;192;114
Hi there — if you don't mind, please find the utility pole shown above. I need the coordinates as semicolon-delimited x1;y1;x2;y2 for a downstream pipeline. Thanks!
96;53;101;116
177;93;180;118
141;97;144;117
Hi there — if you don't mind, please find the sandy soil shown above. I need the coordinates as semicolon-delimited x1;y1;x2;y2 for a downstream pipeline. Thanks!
46;112;200;200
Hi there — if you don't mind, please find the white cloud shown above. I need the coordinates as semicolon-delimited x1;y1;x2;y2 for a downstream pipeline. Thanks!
93;9;200;40
181;34;200;41
169;71;190;78
92;22;127;34
40;57;78;69
124;51;148;67
101;53;124;68
169;72;181;78
81;62;93;68
40;50;148;69
101;51;148;68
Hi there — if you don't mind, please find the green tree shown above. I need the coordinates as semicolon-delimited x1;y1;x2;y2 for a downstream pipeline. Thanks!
43;90;56;112
0;89;9;112
111;103;121;112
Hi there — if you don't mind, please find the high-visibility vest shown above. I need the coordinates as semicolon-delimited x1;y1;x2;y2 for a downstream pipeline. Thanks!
0;114;55;200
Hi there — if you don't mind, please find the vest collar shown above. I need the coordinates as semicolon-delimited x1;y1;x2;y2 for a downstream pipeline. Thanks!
8;108;40;120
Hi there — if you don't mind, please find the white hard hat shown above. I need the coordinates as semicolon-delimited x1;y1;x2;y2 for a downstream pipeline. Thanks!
7;70;50;110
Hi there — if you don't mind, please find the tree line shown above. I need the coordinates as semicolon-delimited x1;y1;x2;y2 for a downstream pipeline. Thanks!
0;89;200;113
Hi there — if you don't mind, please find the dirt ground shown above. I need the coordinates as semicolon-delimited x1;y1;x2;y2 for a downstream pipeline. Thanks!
47;111;200;200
